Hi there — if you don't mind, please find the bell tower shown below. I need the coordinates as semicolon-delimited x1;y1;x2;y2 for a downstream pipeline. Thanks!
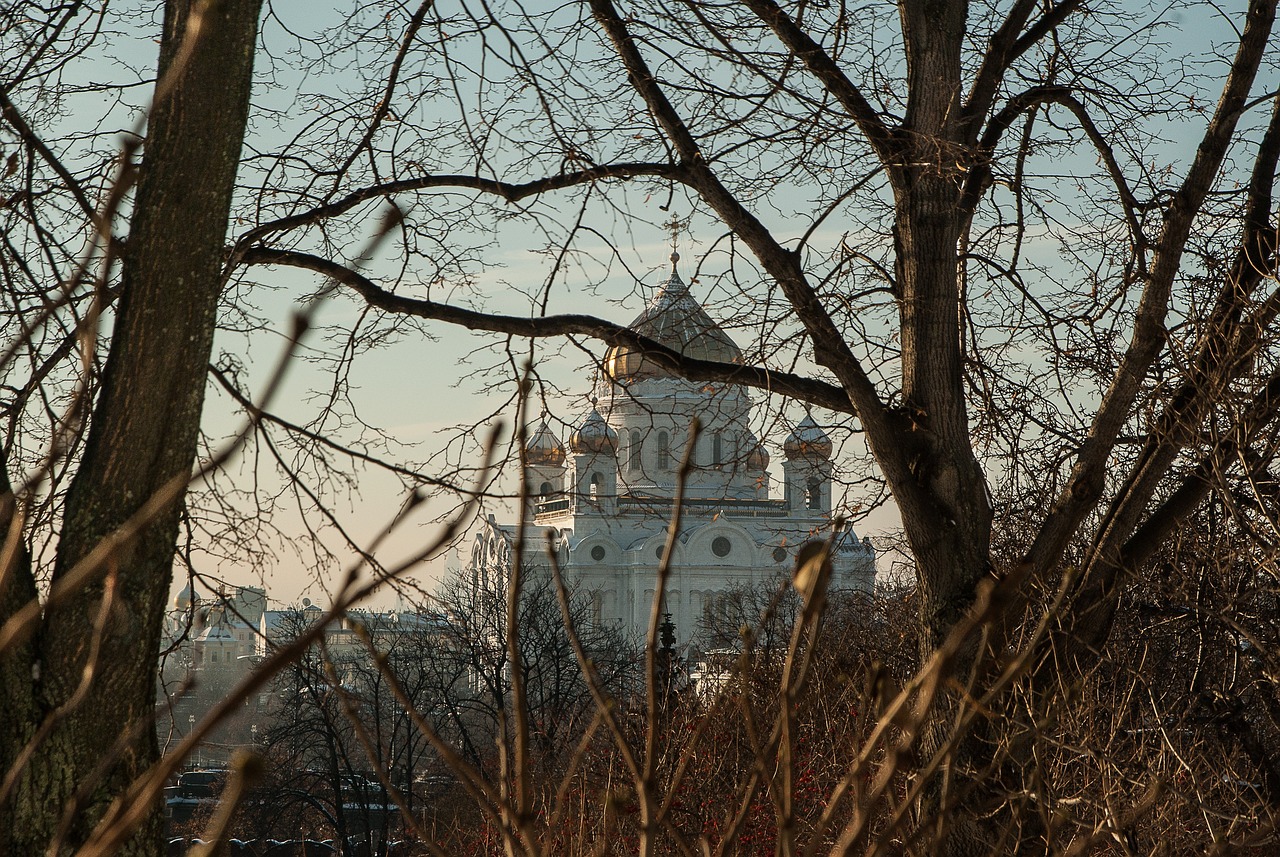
782;415;833;515
525;421;567;500
569;403;619;514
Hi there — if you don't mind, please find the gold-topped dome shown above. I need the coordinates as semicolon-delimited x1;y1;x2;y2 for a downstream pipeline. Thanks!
173;582;198;611
525;421;566;467
569;406;618;455
603;257;743;383
745;436;770;471
783;415;832;460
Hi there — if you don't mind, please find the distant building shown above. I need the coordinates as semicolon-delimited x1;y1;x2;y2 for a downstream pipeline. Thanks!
255;603;450;658
161;583;265;687
469;256;875;648
158;583;269;762
159;585;448;764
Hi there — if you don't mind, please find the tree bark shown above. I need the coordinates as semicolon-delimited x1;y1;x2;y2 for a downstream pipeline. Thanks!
2;1;262;853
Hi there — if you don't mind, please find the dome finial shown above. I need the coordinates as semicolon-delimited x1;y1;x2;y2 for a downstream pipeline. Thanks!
664;214;685;273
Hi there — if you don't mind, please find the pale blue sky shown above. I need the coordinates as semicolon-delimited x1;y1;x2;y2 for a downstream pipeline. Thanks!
15;0;1264;608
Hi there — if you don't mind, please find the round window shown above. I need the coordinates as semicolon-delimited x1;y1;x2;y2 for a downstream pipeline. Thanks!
591;545;606;562
712;536;732;557
772;546;788;563
654;544;665;560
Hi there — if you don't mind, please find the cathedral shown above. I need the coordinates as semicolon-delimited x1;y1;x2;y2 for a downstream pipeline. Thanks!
470;255;876;646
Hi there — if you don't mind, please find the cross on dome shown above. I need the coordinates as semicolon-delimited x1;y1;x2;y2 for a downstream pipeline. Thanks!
663;215;687;273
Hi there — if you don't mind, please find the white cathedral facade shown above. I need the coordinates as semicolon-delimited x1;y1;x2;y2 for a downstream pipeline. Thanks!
469;257;875;647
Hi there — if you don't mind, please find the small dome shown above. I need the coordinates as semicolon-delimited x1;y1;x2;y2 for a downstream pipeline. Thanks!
526;421;566;467
569;407;618;455
174;582;199;611
746;437;770;471
603;261;743;383
783;415;832;460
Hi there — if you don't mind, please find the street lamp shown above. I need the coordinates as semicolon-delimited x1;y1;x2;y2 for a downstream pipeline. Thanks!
189;715;200;767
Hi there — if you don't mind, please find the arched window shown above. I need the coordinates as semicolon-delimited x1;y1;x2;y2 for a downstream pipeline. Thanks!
657;431;670;470
807;477;823;510
590;472;602;498
538;481;553;496
712;432;723;465
629;430;642;471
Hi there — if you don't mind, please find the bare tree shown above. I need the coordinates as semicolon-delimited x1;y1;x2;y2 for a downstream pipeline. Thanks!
2;1;262;853
252;609;447;853
7;0;1280;854
429;564;639;773
231;4;1280;847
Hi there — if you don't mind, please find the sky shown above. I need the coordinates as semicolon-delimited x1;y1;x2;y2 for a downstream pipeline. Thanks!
11;0;1263;610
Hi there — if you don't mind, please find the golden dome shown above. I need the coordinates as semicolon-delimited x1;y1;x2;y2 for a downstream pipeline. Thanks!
525;421;566;467
603;262;743;383
783;416;832;460
569;407;618;455
746;436;770;471
174;583;198;611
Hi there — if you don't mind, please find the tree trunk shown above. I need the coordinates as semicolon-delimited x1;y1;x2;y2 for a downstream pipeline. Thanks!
2;1;262;853
888;4;1006;853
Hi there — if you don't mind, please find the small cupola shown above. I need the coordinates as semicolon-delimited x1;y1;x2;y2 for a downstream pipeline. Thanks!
570;404;619;456
173;582;199;611
525;420;568;501
526;421;567;467
783;415;833;461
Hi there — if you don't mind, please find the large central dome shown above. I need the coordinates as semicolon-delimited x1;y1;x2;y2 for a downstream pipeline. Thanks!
603;258;743;383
